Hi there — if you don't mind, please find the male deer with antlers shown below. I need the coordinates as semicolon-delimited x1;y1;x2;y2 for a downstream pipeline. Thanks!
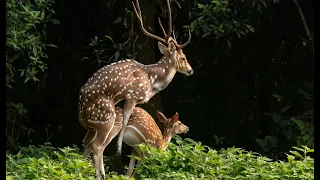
78;0;193;179
83;107;189;177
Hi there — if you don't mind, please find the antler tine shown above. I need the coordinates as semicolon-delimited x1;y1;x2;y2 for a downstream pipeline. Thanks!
132;0;166;44
172;30;177;41
179;30;191;48
171;30;191;49
166;0;173;42
158;17;167;37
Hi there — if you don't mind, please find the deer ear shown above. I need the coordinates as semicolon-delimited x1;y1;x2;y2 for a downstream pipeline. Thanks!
168;41;177;54
171;112;179;123
158;42;169;55
156;110;168;124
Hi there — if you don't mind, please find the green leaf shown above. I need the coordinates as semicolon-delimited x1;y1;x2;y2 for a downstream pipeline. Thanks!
62;174;74;179
272;94;281;101
105;35;114;44
46;44;58;48
125;7;131;13
54;151;64;159
20;70;25;77
49;19;61;24
197;3;205;9
113;17;123;24
24;77;31;83
114;51;120;61
246;24;254;32
17;150;23;159
201;32;211;38
280;106;290;112
124;18;128;28
236;32;241;39
227;40;231;48
307;149;314;153
289;150;303;159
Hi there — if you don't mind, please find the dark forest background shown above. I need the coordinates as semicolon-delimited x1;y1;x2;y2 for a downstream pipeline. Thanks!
6;0;313;161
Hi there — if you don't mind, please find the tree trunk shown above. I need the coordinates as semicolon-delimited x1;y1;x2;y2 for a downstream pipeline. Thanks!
132;0;163;118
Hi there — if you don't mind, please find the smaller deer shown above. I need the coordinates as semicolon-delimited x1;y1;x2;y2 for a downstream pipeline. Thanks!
83;107;189;177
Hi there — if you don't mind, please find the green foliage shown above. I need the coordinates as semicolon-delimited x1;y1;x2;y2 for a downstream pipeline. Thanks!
291;118;314;147
85;7;138;68
6;137;314;180
133;136;314;180
6;102;29;152
6;0;55;152
6;143;132;180
6;0;55;85
186;0;252;39
258;81;314;155
184;0;279;48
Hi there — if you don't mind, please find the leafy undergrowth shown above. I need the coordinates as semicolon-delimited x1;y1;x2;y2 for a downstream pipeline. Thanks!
6;136;314;180
6;143;130;180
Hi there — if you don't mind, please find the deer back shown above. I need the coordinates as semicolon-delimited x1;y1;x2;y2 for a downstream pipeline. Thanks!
114;107;163;147
80;60;152;103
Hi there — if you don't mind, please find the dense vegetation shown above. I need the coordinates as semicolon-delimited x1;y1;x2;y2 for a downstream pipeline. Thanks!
6;136;314;179
6;0;313;178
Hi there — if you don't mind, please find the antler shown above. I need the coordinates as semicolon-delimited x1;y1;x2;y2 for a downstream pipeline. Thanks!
171;30;191;49
132;0;166;44
157;0;191;49
158;17;167;38
165;0;173;41
132;0;191;48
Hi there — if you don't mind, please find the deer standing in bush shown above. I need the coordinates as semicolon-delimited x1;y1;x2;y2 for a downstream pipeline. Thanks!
83;107;189;177
78;0;193;178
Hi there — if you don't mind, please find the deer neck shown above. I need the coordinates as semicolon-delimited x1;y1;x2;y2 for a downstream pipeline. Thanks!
160;130;173;150
147;55;176;91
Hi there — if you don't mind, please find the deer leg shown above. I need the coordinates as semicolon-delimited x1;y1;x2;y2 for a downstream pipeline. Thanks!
83;144;92;160
83;129;97;159
125;150;137;177
116;99;135;156
132;160;141;176
84;125;115;180
90;123;115;180
98;125;122;179
92;147;102;180
131;148;143;177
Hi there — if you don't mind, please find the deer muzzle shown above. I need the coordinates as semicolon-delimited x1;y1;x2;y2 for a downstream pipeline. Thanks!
187;69;194;76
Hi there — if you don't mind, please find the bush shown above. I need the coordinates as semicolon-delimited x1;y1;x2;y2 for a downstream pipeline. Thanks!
6;137;314;180
6;142;132;180
6;0;55;84
133;136;314;180
6;0;56;153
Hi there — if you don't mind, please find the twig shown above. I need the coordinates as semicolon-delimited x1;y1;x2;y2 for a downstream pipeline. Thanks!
292;0;312;41
292;0;314;125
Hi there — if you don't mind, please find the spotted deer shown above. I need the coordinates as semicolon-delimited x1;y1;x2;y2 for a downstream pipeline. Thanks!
78;0;193;178
83;107;189;177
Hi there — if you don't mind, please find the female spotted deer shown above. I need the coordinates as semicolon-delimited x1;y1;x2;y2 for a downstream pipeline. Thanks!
83;107;189;177
78;0;193;179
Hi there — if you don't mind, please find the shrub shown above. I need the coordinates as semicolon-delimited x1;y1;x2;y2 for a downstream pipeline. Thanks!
133;136;314;180
6;137;314;180
6;0;56;152
6;142;132;180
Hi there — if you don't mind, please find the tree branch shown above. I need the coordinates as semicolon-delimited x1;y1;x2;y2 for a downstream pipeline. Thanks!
292;0;312;41
292;0;314;124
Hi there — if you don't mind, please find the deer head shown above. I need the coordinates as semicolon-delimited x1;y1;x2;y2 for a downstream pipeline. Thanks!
132;0;194;76
156;111;189;135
